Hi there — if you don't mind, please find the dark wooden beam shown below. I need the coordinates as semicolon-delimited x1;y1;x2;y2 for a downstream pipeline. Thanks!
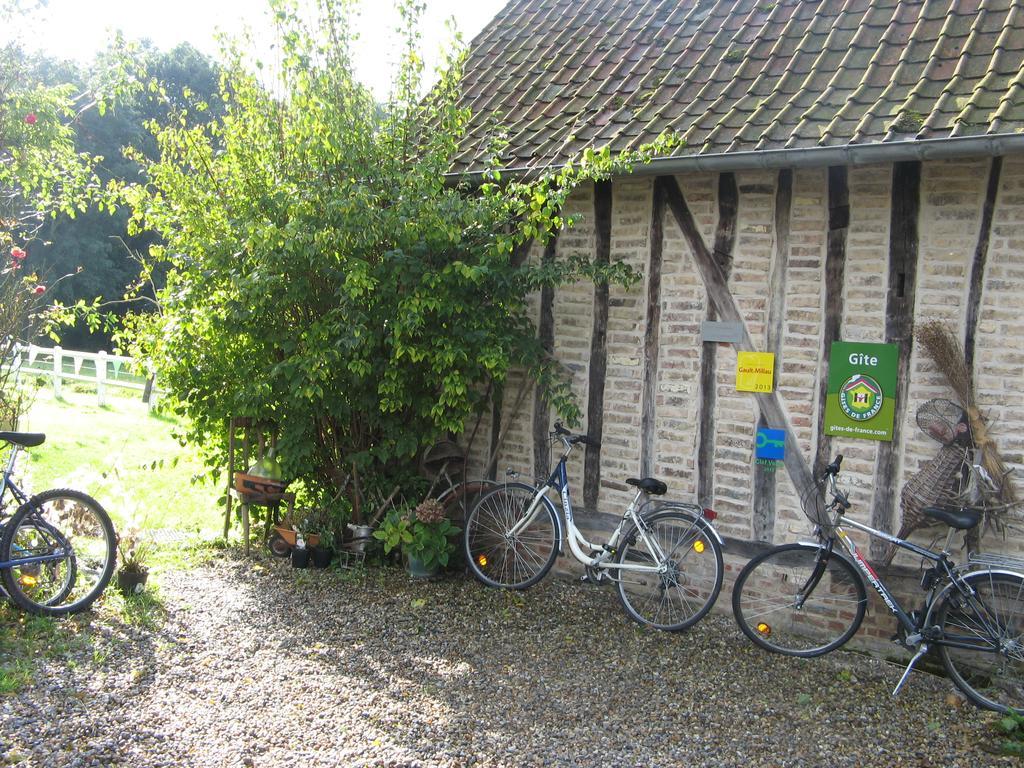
660;175;817;502
814;166;850;478
696;173;738;508
584;180;613;512
488;382;503;482
532;237;558;478
965;157;1002;385
871;161;921;560
640;180;666;477
752;169;793;542
511;236;534;268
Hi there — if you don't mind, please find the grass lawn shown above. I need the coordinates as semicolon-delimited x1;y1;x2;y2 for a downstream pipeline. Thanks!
0;383;224;694
14;383;222;537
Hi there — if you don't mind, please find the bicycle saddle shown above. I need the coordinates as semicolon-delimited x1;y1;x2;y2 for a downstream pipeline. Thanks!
626;477;668;496
923;505;982;530
0;431;45;448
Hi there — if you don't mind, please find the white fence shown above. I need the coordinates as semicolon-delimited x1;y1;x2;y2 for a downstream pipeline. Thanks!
9;343;159;408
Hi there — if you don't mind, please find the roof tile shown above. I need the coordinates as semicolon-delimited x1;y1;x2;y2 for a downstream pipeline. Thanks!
449;0;1024;173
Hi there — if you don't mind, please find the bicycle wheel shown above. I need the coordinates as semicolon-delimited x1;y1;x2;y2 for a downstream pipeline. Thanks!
732;543;867;657
937;570;1024;713
463;482;559;589
0;489;116;616
0;517;77;607
615;509;724;631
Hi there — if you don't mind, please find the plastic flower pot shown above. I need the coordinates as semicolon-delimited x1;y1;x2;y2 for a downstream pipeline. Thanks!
404;553;439;579
116;569;148;596
291;547;310;569
311;547;333;569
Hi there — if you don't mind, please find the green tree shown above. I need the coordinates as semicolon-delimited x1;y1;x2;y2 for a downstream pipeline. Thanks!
25;44;225;350
0;0;113;423
122;0;672;514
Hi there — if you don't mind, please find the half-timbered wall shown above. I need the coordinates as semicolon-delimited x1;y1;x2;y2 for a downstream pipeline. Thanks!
465;156;1024;644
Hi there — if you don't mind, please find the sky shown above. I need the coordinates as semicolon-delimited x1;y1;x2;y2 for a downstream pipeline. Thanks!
9;0;509;98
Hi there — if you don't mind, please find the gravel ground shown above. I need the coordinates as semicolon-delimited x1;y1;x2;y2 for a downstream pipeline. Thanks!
2;551;1017;767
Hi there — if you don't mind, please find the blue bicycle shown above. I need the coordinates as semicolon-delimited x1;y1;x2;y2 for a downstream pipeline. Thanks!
0;432;116;615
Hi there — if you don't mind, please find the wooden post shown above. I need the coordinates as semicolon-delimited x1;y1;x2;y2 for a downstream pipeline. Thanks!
487;382;503;481
752;169;793;542
871;161;921;560
584;180;613;513
814;167;850;477
661;175;817;503
96;351;107;407
697;173;738;509
965;156;1002;383
532;237;558;478
224;418;235;540
52;346;62;398
640;179;666;477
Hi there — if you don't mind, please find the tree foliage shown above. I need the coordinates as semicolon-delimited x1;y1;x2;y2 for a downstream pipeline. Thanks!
122;0;675;513
0;0;121;423
26;44;225;350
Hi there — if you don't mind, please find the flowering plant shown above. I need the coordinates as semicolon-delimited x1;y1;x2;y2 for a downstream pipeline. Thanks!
117;529;153;575
373;499;460;571
0;244;48;428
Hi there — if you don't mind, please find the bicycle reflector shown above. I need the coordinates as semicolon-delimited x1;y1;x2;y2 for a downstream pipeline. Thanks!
756;622;771;637
702;508;717;521
476;554;488;569
19;574;38;588
693;540;706;554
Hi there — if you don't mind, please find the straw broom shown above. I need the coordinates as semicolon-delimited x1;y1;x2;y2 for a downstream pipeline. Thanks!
915;320;1017;509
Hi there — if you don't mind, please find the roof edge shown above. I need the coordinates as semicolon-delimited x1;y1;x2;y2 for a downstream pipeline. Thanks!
447;134;1024;183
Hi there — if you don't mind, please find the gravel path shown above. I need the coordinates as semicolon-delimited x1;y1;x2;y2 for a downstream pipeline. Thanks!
2;552;1017;767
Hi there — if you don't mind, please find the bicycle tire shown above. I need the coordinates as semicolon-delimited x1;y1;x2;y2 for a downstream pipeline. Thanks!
0;489;116;616
936;569;1024;713
732;542;867;657
463;482;559;589
439;479;499;524
614;509;724;631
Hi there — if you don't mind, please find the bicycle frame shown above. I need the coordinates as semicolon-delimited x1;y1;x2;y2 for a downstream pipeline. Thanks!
0;443;67;571
813;472;1015;654
508;439;694;575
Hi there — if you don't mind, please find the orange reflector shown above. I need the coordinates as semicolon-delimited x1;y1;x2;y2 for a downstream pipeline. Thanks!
19;574;38;588
476;554;488;568
693;540;705;554
757;622;771;637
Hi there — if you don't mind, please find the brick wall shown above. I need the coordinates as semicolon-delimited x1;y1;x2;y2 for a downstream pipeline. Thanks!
464;158;1024;648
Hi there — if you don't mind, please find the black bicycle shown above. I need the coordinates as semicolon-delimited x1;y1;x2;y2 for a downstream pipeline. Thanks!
0;431;116;615
731;454;1024;713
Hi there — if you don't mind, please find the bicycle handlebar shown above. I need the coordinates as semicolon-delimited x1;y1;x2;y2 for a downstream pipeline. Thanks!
824;454;844;477
551;422;599;448
821;455;851;510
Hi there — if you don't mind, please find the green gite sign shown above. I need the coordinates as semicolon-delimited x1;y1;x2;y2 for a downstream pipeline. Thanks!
824;341;899;442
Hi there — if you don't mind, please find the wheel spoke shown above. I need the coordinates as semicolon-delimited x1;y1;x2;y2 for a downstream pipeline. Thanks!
615;511;722;631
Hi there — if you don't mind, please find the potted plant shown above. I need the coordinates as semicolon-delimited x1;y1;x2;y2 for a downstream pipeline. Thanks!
311;526;335;569
373;499;460;579
116;531;153;596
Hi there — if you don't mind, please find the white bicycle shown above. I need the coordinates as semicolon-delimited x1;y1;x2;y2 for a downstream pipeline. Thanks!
463;423;724;631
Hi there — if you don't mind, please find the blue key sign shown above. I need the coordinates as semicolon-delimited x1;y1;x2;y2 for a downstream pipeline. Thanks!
755;428;786;461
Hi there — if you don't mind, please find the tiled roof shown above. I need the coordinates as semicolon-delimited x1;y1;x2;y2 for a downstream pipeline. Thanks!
451;0;1024;174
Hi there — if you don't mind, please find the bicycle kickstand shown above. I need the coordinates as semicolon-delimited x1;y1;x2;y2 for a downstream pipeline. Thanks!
892;643;929;696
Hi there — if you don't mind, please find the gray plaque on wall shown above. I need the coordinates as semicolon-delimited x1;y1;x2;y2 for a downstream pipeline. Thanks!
701;321;743;343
